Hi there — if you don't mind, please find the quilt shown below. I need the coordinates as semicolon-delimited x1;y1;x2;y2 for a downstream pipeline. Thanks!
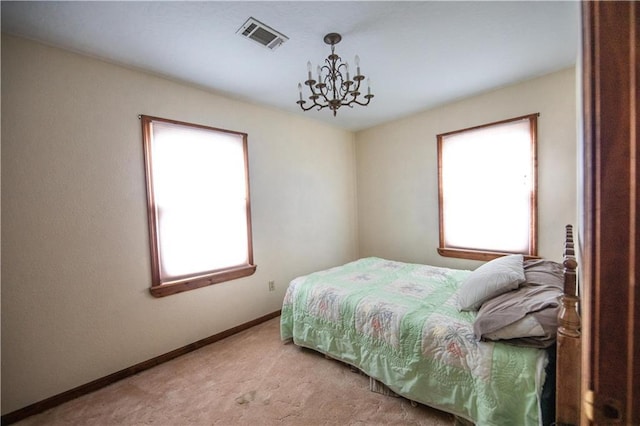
280;257;547;425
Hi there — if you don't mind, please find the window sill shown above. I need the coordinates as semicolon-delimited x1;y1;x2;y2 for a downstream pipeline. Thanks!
149;264;257;298
437;247;538;262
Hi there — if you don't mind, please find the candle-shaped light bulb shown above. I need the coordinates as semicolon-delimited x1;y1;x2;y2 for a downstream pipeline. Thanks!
298;83;303;101
367;77;371;95
307;61;312;80
355;55;361;75
317;65;321;82
345;62;350;81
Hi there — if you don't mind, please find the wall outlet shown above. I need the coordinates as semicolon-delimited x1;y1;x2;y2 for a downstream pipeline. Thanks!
268;280;275;291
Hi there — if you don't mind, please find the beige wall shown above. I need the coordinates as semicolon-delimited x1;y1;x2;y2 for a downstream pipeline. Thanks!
1;34;578;415
355;67;577;270
1;35;357;413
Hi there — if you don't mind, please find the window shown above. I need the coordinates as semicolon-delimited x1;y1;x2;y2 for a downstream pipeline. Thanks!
140;115;256;297
437;114;538;261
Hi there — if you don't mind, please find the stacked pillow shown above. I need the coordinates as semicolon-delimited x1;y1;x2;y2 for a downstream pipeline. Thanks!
457;254;527;311
457;255;564;348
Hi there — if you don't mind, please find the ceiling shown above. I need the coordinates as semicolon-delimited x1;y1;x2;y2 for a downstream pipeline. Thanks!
1;1;580;132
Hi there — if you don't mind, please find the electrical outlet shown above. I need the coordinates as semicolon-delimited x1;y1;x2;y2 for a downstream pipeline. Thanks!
268;280;275;291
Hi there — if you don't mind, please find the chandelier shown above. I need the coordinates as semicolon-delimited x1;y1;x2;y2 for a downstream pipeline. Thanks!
296;33;374;116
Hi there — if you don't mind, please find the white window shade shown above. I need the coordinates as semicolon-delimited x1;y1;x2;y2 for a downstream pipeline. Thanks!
438;115;537;259
150;122;249;281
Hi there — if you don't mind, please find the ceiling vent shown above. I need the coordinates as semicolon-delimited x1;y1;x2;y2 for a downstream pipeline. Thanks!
237;17;288;50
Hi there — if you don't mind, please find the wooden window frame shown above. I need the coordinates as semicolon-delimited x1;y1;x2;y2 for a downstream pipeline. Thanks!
140;115;256;297
437;113;539;261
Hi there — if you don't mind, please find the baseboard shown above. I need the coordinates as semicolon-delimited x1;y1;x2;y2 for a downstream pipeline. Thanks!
1;310;281;426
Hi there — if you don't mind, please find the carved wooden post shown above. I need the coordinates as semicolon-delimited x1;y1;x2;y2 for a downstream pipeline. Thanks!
556;224;581;425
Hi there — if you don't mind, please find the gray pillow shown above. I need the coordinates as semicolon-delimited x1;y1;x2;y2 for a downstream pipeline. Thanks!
457;254;525;311
473;259;564;348
484;315;545;340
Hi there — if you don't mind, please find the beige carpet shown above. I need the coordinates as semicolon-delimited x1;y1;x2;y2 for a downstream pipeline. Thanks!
16;317;455;425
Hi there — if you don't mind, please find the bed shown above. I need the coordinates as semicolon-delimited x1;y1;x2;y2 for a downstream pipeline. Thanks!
281;225;580;426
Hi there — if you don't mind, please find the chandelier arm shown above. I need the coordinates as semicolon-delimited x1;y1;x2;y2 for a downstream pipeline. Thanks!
335;62;345;100
299;81;328;111
336;62;353;100
305;78;332;112
318;63;334;106
329;57;341;104
344;78;362;103
298;103;319;112
307;80;322;97
297;98;329;112
348;96;375;107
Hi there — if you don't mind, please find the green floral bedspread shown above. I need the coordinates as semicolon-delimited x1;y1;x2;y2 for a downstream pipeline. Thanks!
281;257;547;425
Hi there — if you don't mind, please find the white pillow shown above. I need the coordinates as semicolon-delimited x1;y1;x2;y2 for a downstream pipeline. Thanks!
457;254;525;311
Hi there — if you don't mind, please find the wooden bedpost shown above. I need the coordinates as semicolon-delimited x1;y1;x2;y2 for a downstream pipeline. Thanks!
556;224;581;425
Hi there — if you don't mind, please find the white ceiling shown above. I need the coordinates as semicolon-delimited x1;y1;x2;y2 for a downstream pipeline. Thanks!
1;1;580;131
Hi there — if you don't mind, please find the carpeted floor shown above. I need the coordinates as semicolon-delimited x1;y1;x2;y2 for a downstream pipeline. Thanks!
15;317;455;425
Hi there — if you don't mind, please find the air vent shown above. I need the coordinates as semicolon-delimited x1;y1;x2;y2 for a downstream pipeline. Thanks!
237;17;288;50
